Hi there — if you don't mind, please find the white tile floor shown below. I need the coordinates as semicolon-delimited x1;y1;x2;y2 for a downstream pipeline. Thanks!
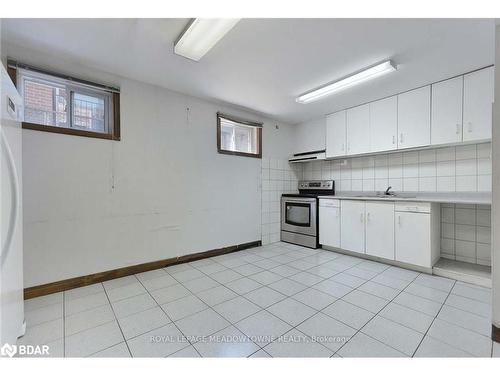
19;242;499;358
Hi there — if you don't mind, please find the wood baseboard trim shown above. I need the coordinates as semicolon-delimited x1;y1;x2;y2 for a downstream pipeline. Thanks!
24;240;261;300
493;325;500;343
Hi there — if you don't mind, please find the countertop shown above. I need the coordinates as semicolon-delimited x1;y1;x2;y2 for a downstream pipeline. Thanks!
318;191;492;205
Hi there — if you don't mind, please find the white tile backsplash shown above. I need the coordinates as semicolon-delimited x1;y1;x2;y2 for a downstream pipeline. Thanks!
261;157;302;245
301;143;491;193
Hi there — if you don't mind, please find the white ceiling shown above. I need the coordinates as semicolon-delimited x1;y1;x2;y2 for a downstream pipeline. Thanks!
1;18;496;124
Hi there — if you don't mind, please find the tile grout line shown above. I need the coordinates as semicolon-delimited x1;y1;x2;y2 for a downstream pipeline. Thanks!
253;254;393;356
327;268;426;357
134;273;204;358
317;262;418;357
182;244;341;356
410;279;457;357
101;280;133;358
194;247;311;356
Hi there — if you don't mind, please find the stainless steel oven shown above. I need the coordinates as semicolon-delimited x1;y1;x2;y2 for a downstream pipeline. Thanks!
280;180;334;248
281;197;317;237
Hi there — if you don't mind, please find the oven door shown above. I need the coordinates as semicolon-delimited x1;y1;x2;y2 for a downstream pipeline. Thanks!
281;197;317;236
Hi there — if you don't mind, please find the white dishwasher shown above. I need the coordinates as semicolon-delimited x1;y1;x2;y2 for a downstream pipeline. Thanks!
394;202;438;269
319;199;341;248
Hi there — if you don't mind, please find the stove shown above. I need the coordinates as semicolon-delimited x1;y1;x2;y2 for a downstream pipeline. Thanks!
281;180;335;248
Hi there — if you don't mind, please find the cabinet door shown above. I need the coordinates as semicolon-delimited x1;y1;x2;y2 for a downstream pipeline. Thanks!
395;212;431;268
346;104;370;155
365;202;395;260
319;201;341;248
431;76;463;145
294;118;326;154
326;111;346;158
369;96;398;152
463;66;494;142
340;200;365;254
397;86;431;149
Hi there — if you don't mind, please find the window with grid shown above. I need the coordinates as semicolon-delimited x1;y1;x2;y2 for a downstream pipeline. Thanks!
217;113;262;158
14;65;120;140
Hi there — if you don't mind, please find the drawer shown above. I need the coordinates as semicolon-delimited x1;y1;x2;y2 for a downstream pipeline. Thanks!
395;201;431;213
319;199;340;208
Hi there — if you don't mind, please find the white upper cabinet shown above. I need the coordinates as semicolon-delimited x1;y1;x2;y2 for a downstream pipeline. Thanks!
326;110;346;158
397;85;431;149
319;67;492;162
431;76;463;145
463;66;494;142
293;117;326;155
346;104;370;155
369;96;398;152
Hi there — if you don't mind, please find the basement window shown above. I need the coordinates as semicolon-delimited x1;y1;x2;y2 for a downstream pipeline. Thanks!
8;61;120;141
217;113;262;158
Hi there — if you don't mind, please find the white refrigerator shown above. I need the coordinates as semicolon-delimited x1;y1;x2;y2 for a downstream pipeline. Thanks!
0;62;24;347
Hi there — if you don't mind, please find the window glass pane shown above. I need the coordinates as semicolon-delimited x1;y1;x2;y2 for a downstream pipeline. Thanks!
220;123;234;151
23;78;67;127
72;92;106;132
234;126;252;153
20;69;114;137
218;116;260;156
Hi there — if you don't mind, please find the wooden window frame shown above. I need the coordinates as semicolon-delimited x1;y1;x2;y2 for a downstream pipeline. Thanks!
216;112;262;159
8;62;121;141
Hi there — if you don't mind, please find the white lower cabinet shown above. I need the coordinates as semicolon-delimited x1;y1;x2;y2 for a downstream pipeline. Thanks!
319;199;340;248
320;199;439;270
340;200;365;254
394;202;439;268
365;202;395;260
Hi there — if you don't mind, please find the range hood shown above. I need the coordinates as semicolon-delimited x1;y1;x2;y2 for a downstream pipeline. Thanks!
289;150;326;163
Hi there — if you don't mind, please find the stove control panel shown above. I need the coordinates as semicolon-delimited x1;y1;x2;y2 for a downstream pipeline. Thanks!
298;180;334;191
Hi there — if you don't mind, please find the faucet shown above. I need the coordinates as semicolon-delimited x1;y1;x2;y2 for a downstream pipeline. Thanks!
384;186;395;196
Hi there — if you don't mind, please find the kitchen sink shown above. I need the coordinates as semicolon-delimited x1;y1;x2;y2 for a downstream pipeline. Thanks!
353;194;417;199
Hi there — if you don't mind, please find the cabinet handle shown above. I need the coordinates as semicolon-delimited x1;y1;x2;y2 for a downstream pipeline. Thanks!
367;212;371;222
392;135;395;144
456;124;460;135
468;122;472;133
398;215;401;225
399;133;403;144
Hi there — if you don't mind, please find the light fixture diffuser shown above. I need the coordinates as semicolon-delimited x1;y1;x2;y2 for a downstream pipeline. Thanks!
174;18;241;61
296;60;397;104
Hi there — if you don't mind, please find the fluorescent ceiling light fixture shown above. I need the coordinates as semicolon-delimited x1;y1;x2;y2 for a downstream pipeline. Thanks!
174;18;241;61
296;60;397;104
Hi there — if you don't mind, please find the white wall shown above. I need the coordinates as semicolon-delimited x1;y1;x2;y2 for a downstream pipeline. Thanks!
492;24;500;334
2;43;296;287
